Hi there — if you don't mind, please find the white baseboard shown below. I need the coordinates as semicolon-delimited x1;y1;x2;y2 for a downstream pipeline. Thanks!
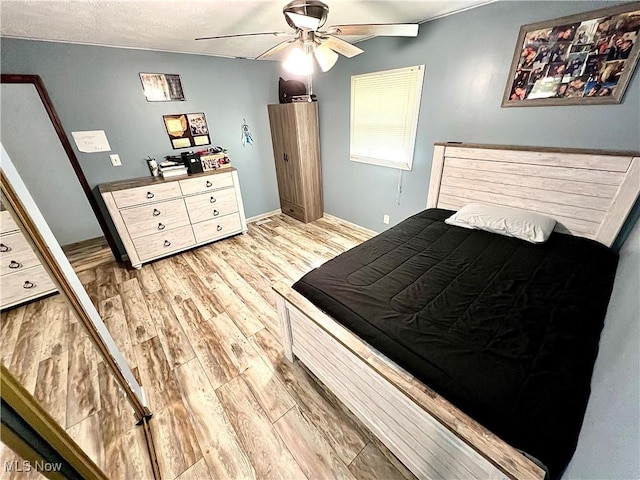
322;213;378;236
246;209;377;237
246;209;282;224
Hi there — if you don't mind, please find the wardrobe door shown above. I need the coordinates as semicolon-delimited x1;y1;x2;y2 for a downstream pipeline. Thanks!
293;102;323;220
268;105;303;207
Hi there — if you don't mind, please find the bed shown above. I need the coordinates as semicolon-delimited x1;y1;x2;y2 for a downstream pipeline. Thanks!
273;143;640;480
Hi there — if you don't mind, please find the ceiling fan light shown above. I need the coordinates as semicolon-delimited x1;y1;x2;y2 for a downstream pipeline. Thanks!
283;46;314;76
313;43;338;72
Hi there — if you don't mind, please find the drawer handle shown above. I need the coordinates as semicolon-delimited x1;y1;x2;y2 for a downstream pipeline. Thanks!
283;153;289;162
163;240;171;247
152;208;161;216
0;243;10;253
23;281;35;289
9;260;22;269
213;209;220;217
210;196;217;203
206;180;213;187
216;225;223;232
146;192;154;199
289;208;294;213
157;222;166;230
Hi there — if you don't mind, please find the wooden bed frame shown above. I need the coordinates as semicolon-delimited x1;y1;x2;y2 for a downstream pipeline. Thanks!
273;143;640;479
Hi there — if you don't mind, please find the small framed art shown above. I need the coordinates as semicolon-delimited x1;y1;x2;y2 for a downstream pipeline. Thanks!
163;112;211;149
140;73;185;102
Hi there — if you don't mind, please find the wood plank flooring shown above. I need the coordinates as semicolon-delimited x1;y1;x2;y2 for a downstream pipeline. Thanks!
1;213;417;480
0;294;152;479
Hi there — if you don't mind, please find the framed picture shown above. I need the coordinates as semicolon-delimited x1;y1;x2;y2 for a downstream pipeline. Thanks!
163;112;211;149
140;73;185;102
502;2;640;107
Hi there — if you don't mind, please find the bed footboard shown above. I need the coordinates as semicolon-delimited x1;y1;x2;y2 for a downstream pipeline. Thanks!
274;281;545;480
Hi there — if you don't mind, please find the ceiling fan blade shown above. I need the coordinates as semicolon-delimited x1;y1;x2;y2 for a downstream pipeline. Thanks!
313;43;339;72
328;24;419;37
256;39;296;60
321;35;363;58
195;32;292;41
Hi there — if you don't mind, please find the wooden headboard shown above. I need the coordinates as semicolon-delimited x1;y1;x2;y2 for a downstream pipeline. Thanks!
427;143;640;247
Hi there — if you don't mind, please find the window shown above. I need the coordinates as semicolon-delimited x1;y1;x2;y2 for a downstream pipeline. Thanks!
350;65;425;171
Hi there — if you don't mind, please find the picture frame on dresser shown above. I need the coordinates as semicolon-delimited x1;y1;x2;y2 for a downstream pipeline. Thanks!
99;168;247;269
163;112;211;149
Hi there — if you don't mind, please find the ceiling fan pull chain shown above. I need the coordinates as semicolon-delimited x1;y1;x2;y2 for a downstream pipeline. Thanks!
241;119;254;147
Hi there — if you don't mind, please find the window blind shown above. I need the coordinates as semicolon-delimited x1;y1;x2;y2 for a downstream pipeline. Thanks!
350;65;425;170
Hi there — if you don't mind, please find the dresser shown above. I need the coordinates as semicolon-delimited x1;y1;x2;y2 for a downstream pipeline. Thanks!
1;209;57;310
100;168;247;269
267;102;323;223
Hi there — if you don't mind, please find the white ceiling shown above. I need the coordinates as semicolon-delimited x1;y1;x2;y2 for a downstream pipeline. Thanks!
0;1;491;60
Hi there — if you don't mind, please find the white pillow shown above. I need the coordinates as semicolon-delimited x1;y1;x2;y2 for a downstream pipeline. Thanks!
445;203;556;243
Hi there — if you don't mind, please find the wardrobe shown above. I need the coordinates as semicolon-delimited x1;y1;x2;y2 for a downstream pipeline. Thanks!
267;102;323;223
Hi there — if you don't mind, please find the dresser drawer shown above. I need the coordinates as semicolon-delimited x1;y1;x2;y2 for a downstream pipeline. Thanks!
111;182;182;209
120;199;189;239
179;172;233;196
1;210;19;234
0;232;40;275
132;225;196;262
1;265;56;308
184;188;239;224
280;200;306;222
192;213;242;244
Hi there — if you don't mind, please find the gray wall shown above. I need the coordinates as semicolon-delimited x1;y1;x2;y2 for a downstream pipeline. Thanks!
312;1;640;233
1;39;282;250
564;218;640;480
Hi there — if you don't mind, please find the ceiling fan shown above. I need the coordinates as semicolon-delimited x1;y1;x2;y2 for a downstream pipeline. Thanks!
195;0;419;75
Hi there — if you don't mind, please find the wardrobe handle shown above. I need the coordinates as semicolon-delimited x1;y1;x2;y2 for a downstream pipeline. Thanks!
157;223;165;230
206;180;213;187
9;260;22;269
210;196;217;203
283;153;289;162
163;240;171;247
23;281;35;289
146;192;154;199
152;208;161;216
216;225;223;232
0;243;10;253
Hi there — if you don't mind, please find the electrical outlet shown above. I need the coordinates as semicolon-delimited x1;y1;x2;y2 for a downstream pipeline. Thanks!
110;154;122;167
383;214;390;225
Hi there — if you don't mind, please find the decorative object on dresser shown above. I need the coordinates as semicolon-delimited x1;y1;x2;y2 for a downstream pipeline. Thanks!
1;209;56;310
267;102;323;223
99;168;247;269
163;112;211;149
158;160;189;178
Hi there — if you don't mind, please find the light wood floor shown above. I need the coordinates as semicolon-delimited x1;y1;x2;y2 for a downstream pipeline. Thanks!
0;296;152;479
1;213;417;480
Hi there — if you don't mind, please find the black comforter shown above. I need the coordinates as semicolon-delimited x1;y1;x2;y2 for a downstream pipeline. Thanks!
293;208;618;479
